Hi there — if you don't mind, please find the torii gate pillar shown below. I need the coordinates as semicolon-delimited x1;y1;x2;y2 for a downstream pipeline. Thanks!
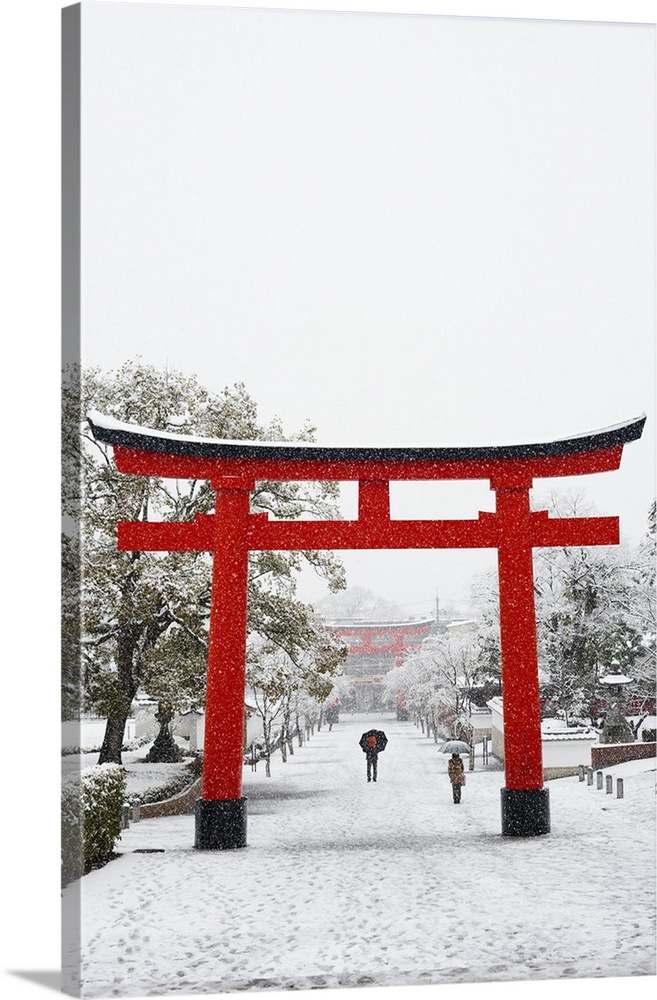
195;479;252;849
87;412;645;848
495;484;548;834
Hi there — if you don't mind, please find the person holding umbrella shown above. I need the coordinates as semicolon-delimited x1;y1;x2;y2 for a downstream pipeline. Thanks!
447;753;466;803
366;733;379;781
438;739;470;804
359;729;388;782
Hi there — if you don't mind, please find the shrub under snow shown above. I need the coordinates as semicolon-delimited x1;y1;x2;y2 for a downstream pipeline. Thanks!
61;763;126;886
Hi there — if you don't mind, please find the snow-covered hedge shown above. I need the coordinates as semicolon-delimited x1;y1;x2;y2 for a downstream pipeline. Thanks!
133;756;203;805
61;763;126;886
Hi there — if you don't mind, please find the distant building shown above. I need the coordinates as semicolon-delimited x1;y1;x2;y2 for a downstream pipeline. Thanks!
329;616;437;712
467;704;493;745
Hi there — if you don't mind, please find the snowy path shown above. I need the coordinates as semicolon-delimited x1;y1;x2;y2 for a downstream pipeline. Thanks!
64;713;656;997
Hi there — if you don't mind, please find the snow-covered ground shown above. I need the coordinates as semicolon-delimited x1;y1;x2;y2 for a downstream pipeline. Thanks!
62;712;656;999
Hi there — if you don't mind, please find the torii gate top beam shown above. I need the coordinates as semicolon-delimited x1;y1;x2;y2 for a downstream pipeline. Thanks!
87;412;645;487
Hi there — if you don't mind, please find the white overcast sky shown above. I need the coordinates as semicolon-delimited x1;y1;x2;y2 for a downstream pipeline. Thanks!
1;3;655;1000
75;0;655;612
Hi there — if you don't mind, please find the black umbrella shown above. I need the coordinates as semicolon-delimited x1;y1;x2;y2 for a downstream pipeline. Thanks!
359;729;388;753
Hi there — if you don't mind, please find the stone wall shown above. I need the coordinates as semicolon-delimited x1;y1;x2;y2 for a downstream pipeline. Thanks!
544;766;581;780
138;777;202;818
591;741;656;769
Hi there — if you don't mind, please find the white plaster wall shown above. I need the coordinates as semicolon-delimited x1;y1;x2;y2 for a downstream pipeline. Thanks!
542;738;597;768
246;712;264;748
62;718;136;750
488;698;505;759
469;710;493;744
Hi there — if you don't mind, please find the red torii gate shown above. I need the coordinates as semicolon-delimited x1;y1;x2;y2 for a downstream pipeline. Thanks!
88;411;645;848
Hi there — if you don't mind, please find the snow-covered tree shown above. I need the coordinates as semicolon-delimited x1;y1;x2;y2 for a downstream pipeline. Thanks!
63;361;346;763
321;674;354;716
387;628;491;740
613;500;656;648
246;611;347;774
61;531;83;721
315;585;403;622
468;490;656;727
531;492;648;724
382;655;436;733
246;648;293;776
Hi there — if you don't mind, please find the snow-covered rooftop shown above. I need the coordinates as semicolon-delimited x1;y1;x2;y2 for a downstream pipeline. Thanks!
330;617;435;629
542;730;599;742
540;718;598;740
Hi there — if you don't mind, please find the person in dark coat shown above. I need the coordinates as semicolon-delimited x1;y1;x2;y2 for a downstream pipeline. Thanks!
447;752;465;803
325;700;339;731
365;733;379;782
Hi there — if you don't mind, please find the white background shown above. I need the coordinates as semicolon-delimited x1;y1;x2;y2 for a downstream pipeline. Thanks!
1;3;654;1000
75;0;655;616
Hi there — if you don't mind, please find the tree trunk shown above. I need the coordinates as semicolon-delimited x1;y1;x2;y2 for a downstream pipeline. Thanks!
282;703;294;756
98;620;142;764
262;717;273;777
286;722;295;756
98;713;129;765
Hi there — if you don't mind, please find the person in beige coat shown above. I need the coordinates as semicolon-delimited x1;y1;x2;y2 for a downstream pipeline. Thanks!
447;753;465;803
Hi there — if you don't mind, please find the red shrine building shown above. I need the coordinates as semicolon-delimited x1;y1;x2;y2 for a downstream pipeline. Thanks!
328;616;436;712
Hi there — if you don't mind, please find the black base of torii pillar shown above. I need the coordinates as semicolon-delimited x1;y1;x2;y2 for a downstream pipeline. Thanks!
501;788;551;836
195;798;247;850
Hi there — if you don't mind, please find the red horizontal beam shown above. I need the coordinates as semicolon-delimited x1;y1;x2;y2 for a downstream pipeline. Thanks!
248;516;501;550
117;520;214;551
528;511;619;547
117;511;619;553
118;516;499;551
112;444;624;485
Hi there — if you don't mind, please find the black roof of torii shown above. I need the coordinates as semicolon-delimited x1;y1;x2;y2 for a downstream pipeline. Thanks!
87;411;646;464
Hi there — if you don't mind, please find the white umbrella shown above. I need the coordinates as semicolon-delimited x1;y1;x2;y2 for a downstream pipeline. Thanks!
438;739;471;755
